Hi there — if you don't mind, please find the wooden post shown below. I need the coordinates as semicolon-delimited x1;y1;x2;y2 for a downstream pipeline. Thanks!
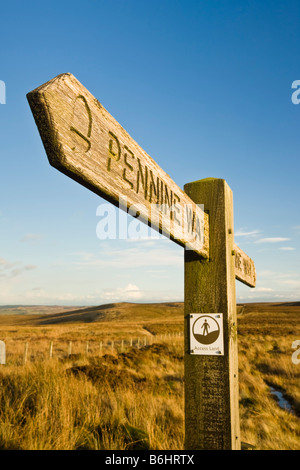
184;178;240;450
99;341;103;354
23;342;28;365
68;341;72;357
49;341;53;359
86;341;89;355
0;341;6;365
27;75;255;451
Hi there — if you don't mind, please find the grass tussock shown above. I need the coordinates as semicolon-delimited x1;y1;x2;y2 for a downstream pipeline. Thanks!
238;304;300;450
0;343;184;450
0;302;299;450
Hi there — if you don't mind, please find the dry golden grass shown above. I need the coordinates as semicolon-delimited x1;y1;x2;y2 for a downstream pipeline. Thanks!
0;301;299;450
238;335;300;450
238;303;300;450
0;343;184;450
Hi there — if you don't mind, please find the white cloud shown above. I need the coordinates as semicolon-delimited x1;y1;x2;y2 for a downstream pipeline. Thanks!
255;237;290;244
257;270;300;280
21;233;44;243
24;288;98;303
0;257;10;266
237;266;300;302
102;283;143;301
281;279;300;287
24;284;148;304
292;225;300;234
19;282;183;306
73;241;183;269
68;251;94;262
0;257;37;279
255;287;274;292
235;229;260;237
125;236;161;244
279;247;296;251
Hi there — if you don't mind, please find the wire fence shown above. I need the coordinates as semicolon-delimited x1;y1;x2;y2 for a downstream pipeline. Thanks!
0;332;184;366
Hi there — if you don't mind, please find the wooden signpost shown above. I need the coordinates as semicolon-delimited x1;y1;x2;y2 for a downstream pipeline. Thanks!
27;73;256;450
26;73;209;258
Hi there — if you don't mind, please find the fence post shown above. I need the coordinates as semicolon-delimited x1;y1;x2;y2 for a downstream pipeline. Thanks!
184;178;240;450
68;341;72;357
49;341;53;359
99;341;103;354
0;341;6;365
23;342;28;365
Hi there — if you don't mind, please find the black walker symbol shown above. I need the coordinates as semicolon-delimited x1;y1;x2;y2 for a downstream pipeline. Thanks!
201;319;210;336
192;315;220;345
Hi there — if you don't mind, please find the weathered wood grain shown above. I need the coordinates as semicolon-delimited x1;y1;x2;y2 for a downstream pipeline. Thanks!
27;73;209;258
27;73;256;287
184;178;240;450
233;243;256;288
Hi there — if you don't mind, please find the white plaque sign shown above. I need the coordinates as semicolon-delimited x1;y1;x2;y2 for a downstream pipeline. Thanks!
189;313;224;356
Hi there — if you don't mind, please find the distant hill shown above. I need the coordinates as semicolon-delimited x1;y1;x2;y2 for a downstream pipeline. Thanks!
0;301;298;327
0;305;85;316
0;302;184;326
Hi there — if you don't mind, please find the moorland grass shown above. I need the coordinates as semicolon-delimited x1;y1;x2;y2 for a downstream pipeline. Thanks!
0;302;299;450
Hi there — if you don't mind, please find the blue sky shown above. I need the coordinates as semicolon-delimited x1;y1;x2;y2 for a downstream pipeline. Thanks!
0;0;299;305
